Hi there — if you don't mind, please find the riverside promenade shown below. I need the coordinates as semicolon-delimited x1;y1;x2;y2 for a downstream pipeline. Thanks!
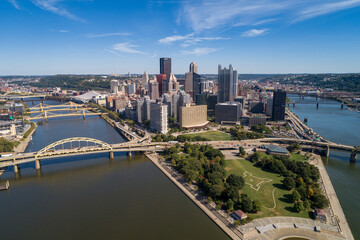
145;152;242;240
310;154;354;240
15;124;37;153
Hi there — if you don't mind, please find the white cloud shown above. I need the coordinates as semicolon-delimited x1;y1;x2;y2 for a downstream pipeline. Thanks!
158;33;194;44
159;33;229;47
242;28;269;37
8;0;20;9
31;0;85;21
181;47;218;56
180;0;360;32
86;32;131;38
104;49;122;57
112;42;147;54
296;0;360;22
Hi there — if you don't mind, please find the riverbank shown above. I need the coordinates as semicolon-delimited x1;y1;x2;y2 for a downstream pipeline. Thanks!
14;124;37;153
145;152;242;240
310;154;354;240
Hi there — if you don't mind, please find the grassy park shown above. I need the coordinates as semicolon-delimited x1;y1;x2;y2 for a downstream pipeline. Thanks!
181;130;233;141
225;157;312;219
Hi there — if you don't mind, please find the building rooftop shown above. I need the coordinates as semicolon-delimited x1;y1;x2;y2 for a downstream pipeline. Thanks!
262;144;289;155
234;210;247;218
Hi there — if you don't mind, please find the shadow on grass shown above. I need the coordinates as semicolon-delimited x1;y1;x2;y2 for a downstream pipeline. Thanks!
285;206;298;213
279;194;293;204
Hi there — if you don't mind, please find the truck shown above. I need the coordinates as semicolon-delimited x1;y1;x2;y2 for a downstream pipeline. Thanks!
1;154;13;158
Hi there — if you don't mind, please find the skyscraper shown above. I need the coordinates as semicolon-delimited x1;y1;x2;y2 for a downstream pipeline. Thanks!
142;71;149;85
218;64;238;103
150;103;168;134
149;81;159;100
156;74;167;96
110;80;119;94
193;73;202;102
163;73;179;94
160;57;171;79
272;90;286;121
189;62;198;73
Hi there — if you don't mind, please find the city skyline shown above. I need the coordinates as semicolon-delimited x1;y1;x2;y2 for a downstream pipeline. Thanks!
1;0;360;75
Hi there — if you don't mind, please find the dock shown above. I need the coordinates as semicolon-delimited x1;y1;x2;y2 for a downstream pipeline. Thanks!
0;180;10;191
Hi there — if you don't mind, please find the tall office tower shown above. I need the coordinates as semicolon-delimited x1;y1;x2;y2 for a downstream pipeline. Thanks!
160;57;171;80
136;99;145;123
266;97;273;116
185;62;198;95
156;74;167;96
150;103;168;134
185;72;193;94
149;81;159;100
193;73;202;102
165;73;179;93
142;71;149;85
127;83;136;95
218;64;238;103
189;62;198;73
110;80;119;94
272;90;286;121
162;93;173;116
172;93;180;120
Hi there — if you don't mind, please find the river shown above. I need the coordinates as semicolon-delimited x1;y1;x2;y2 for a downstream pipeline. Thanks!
288;94;360;239
0;100;229;240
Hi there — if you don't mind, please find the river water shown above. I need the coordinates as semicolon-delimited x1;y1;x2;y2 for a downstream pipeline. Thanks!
288;94;360;239
0;100;229;240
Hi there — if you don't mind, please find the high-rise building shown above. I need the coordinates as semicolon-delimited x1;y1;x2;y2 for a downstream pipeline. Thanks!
266;97;273;116
160;57;171;79
149;81;159;100
127;83;136;95
185;71;193;94
110;80;119;94
156;74;167;96
179;105;208;128
163;73;179;94
142;71;149;85
136;96;152;123
193;73;202;102
150;103;168;134
215;102;242;124
189;62;198;73
218;64;238;103
272;90;286;121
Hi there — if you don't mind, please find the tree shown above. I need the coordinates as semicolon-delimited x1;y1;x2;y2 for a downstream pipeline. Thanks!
287;143;300;153
225;199;234;211
250;152;260;162
224;186;240;202
239;146;246;156
0;138;14;152
240;194;253;212
209;184;223;198
292;190;301;203
294;201;305;213
283;177;296;190
311;194;329;209
226;174;245;190
252;200;262;213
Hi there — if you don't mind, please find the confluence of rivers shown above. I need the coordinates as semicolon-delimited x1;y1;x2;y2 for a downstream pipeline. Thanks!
0;100;229;240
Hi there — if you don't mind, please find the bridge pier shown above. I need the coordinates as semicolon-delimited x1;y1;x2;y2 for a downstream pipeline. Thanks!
341;103;344;110
35;159;41;170
127;151;132;157
350;152;357;163
326;145;330;158
109;151;114;159
293;103;295;108
316;102;319;109
13;164;20;173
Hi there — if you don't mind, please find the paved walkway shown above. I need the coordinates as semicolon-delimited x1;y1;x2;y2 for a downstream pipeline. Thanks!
310;154;354;240
15;125;37;153
145;153;243;240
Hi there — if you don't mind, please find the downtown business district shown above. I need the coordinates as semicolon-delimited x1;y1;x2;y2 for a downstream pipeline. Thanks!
0;58;355;240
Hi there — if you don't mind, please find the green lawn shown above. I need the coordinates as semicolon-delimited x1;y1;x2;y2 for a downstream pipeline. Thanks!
181;130;233;141
225;158;311;219
258;152;308;162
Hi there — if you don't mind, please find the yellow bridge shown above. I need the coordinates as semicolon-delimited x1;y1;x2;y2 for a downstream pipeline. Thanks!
26;101;106;121
0;137;168;173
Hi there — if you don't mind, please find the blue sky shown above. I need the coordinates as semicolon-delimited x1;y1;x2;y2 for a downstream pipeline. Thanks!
1;0;360;75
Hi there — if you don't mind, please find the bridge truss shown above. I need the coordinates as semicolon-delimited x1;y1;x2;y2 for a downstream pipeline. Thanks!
35;137;113;159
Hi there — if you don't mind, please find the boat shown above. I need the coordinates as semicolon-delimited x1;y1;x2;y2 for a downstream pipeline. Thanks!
0;180;10;191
